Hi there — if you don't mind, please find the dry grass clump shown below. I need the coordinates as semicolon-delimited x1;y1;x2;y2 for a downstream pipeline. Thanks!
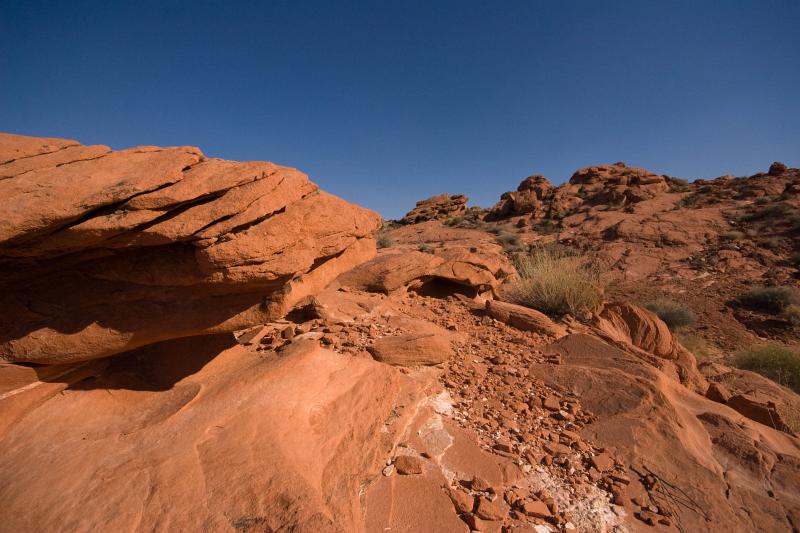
738;286;800;314
643;298;696;330
777;401;800;434
377;233;395;248
733;345;800;393
503;246;604;316
675;332;715;361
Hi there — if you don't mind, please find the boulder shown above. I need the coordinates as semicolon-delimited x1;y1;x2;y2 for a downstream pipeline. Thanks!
368;333;453;366
485;300;567;338
0;133;381;363
344;221;514;297
594;302;676;358
487;175;554;220
401;193;468;224
337;251;445;293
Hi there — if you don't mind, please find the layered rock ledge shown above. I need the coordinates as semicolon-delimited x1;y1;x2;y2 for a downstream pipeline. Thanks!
0;133;380;363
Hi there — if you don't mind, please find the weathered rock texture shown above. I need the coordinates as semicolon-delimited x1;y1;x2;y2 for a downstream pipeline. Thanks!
0;336;420;532
0;133;380;363
488;162;670;221
402;193;468;224
340;221;514;297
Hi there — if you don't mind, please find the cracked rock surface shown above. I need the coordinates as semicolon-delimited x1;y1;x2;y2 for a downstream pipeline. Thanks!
0;133;381;363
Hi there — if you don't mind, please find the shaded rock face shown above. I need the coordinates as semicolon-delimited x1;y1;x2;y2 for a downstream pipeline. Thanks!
340;221;514;297
488;163;670;220
401;193;468;224
0;133;381;363
487;175;554;220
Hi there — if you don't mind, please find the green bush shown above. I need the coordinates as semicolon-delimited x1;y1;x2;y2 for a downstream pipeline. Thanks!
734;345;800;393
417;243;432;253
643;299;696;330
738;286;800;314
503;246;604;316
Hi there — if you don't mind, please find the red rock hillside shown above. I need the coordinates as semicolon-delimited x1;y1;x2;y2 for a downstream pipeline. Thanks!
1;137;799;533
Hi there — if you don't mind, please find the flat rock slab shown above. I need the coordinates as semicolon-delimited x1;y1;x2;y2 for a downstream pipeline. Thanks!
485;300;567;338
369;333;453;366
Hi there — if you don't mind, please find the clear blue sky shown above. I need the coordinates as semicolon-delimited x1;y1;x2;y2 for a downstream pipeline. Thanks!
2;1;798;219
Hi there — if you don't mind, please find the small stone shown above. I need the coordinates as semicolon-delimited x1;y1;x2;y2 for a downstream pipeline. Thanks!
381;464;395;476
475;497;508;521
522;500;552;519
493;438;513;453
706;382;731;404
635;510;657;526
590;453;614;472
542;395;561;411
393;455;423;475
470;475;493;492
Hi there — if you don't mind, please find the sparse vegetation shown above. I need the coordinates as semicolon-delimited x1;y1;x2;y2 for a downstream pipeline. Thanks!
377;233;394;248
721;230;745;241
738;286;800;314
503;246;604;316
783;304;800;327
777;401;800;434
675;331;714;361
417;243;432;253
733;345;800;393
496;231;523;252
643;298;696;330
754;196;772;206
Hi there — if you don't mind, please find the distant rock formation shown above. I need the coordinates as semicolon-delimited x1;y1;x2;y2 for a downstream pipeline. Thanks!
488;162;670;220
401;193;468;224
0;133;381;363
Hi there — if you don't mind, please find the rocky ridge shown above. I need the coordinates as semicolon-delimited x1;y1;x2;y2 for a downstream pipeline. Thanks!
1;134;799;533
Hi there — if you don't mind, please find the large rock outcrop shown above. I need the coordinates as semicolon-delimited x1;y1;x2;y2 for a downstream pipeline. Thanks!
0;133;380;364
488;162;671;221
339;221;514;297
0;336;420;532
401;193;468;224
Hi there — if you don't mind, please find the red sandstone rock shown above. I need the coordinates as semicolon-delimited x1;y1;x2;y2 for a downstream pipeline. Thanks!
0;133;380;364
394;455;424;475
401;193;468;224
368;332;453;366
485;300;567;338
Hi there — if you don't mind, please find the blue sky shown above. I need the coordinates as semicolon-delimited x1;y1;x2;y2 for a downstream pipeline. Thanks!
2;1;798;219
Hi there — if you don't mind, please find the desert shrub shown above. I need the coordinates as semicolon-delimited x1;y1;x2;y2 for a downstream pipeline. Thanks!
783;304;800;327
643;299;696;330
742;203;792;222
721;230;746;241
675;332;713;361
418;243;432;253
377;233;394;248
733;345;800;393
496;231;522;252
503;246;604;316
791;251;800;267
763;237;786;250
754;196;772;205
738;286;800;314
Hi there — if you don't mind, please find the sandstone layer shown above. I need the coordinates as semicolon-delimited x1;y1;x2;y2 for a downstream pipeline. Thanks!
0;133;380;364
